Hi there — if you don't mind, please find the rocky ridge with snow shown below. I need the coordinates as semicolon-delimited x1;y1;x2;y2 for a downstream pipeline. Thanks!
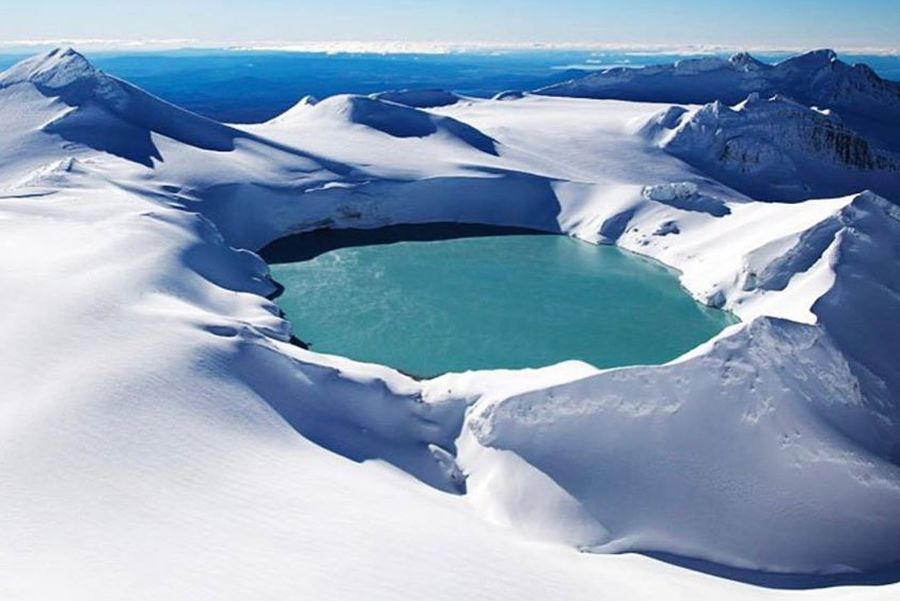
537;49;900;126
538;49;900;191
641;93;900;200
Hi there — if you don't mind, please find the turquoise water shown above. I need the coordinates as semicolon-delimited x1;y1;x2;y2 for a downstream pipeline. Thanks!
268;233;736;376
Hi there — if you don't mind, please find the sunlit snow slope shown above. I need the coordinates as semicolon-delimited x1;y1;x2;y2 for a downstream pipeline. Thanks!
1;48;898;600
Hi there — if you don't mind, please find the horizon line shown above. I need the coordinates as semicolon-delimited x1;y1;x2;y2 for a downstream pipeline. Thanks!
0;39;898;56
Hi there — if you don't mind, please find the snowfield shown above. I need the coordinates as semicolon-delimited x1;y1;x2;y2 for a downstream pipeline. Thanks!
1;48;899;600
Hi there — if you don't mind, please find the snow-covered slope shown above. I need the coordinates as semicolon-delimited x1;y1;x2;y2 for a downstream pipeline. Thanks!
269;93;497;154
1;49;899;599
0;47;348;208
371;88;462;108
537;49;900;124
437;191;900;574
538;49;900;159
0;47;239;167
641;94;900;200
458;316;899;573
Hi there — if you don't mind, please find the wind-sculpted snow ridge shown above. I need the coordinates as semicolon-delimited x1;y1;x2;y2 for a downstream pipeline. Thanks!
493;90;527;101
0;47;98;90
0;47;242;164
370;88;462;108
1;49;900;599
642;94;900;201
448;191;900;574
461;316;900;573
0;47;348;185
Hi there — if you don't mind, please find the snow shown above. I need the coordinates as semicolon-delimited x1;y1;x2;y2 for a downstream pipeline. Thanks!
371;88;462;108
0;47;97;90
274;94;497;154
537;49;900;155
1;48;899;599
643;94;900;201
460;316;900;573
492;89;527;101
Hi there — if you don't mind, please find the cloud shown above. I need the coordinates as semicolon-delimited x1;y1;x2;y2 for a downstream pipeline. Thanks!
0;39;896;56
0;38;200;51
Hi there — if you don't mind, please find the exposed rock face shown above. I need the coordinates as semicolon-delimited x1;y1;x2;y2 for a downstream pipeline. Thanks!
644;93;900;201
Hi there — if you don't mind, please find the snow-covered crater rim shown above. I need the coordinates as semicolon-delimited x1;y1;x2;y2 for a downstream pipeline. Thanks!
257;219;744;380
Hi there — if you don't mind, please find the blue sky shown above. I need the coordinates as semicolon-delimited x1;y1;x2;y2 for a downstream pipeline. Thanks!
1;0;897;49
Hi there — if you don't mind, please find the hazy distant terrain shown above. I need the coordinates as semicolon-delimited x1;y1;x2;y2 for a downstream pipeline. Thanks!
0;49;896;122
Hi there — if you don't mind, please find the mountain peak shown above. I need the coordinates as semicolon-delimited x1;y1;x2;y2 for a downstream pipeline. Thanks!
809;48;838;61
779;48;839;70
728;51;766;71
0;47;98;91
